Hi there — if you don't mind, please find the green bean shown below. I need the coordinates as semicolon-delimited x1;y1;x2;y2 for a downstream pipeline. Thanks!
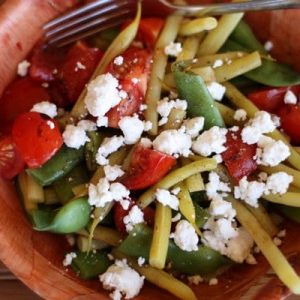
31;197;91;234
27;146;84;186
85;131;105;172
274;204;300;224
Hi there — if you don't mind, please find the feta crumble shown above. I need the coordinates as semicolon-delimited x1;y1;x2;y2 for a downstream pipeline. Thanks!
63;124;90;149
114;56;124;66
164;42;182;57
140;138;152;148
157;98;187;118
123;206;144;232
233;109;247;122
192;126;227;156
265;172;293;195
264;40;273;52
63;252;77;267
155;189;179;210
100;259;144;300
119;116;144;144
207;82;226;101
137;257;145;266
183;117;204;138
212;59;223;68
77;119;97;131
153;129;192;157
284;90;298;105
170;220;199;252
17;60;31;77
104;165;125;182
188;275;203;285
209;278;218;286
75;61;86;71
31;101;57;118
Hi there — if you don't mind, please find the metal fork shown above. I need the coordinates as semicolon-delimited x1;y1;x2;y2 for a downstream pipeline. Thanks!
44;0;300;47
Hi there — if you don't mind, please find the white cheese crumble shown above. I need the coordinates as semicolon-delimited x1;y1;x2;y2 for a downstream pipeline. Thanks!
123;205;144;232
265;172;293;195
255;136;290;167
96;136;125;166
233;109;247;122
139;103;147;111
104;165;125;182
157;97;187;118
137;257;145;266
155;188;179;210
164;42;182;57
97;116;108;127
140;138;152;148
192;126;227;156
100;259;144;300
77;119;97;131
209;278;218;286
75;61;86;71
183;117;204;138
153;129;192;157
132;78;140;85
114;56;124;66
31;101;57;118
206;172;231;200
119;116;144;145
264;40;273;52
188;275;203;285
46;120;55;129
234;176;265;207
171;213;181;223
17;60;31;77
84;73;122;117
170;220;199;252
284;90;298;105
241;111;277;145
63;252;77;267
212;59;223;68
207;82;226;101
63;124;90;149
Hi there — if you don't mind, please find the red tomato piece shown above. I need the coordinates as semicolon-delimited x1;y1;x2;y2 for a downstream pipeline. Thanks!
247;86;300;113
114;199;155;233
138;18;164;48
0;77;51;127
121;144;176;190
0;135;25;179
277;103;300;145
12;112;63;168
29;43;68;82
105;47;152;128
60;41;103;102
221;130;257;183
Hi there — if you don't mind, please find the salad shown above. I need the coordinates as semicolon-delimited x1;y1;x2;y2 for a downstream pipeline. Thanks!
1;2;300;300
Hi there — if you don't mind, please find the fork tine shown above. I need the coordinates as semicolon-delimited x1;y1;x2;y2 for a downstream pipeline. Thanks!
48;8;131;46
44;0;115;30
45;0;129;39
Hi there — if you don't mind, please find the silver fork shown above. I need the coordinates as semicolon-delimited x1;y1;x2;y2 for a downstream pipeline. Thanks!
44;0;300;47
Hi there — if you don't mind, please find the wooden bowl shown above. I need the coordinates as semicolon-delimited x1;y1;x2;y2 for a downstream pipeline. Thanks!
0;1;300;299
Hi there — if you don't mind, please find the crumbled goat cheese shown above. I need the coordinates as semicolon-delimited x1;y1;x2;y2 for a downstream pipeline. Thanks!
77;119;97;131
241;111;277;144
230;126;239;132
246;254;257;265
137;257;145;266
233;109;247;122
153;129;192;157
132;78;140;84
110;183;130;201
96;136;125;165
188;275;203;285
140;138;152;148
31;101;57;118
207;82;226;101
209;198;236;220
123;206;144;232
209;278;218;286
272;115;281;128
139;103;147;111
84;73;122;117
213;154;223;163
155;188;179;210
164;42;182;57
264;40;273;52
119;90;128;99
17;60;31;77
170;220;199;252
119;116;144;144
104;165;125;182
63;252;77;267
114;56;124;66
284;90;298;105
63;125;89;149
273;237;282;246
258;172;268;182
157;98;187;118
97;116;108;127
158;116;168;126
171;213;181;222
46;120;55;129
255;136;290;167
265;172;293;195
192;126;227;156
75;61;86;71
234;176;265;207
100;259;144;300
206;172;231;200
143;120;153;131
212;59;223;68
119;199;130;210
171;187;181;195
277;229;286;238
183;117;204;138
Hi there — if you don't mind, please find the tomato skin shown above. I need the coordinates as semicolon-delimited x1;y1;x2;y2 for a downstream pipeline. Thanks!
278;104;300;145
114;199;155;233
0;135;25;179
138;18;164;48
0;77;51;127
105;47;152;128
12;112;63;168
221;130;257;183
121;144;176;190
60;41;103;102
248;86;300;113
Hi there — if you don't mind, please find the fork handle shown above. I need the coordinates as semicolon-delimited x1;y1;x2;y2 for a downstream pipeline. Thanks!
169;0;300;16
